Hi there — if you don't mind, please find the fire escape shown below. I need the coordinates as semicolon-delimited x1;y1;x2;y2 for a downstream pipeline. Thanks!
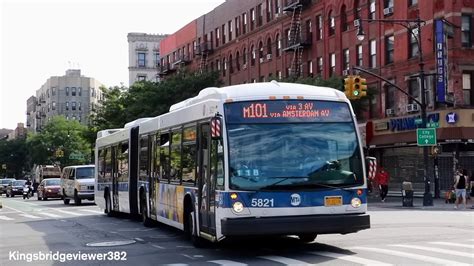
195;41;213;74
282;0;311;78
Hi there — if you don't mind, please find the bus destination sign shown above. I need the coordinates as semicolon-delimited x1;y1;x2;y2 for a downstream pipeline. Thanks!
225;100;352;123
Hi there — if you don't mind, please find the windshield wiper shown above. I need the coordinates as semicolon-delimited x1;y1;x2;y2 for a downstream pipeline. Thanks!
259;177;307;190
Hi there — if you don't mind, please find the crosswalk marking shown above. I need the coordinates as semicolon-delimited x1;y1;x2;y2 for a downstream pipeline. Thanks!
430;241;474;249
39;212;62;218
392;244;474;259
80;209;103;214
54;209;84;216
259;255;313;265
352;247;471;266
19;214;41;219
308;251;393;266
0;215;14;221
209;260;247;266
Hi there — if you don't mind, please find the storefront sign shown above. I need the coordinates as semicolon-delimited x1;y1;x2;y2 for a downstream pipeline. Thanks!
390;113;440;132
435;19;448;103
374;122;388;131
446;112;458;124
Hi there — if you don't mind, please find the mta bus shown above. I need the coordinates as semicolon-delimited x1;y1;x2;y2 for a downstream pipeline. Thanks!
95;81;371;246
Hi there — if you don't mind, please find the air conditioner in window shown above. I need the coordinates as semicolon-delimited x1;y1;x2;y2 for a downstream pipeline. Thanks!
383;7;394;16
353;19;360;27
259;58;264;63
242;63;247;70
406;103;420;113
342;69;350;76
266;54;272;60
385;108;395;116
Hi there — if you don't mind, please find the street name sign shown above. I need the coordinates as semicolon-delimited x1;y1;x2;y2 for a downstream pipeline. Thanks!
417;128;437;146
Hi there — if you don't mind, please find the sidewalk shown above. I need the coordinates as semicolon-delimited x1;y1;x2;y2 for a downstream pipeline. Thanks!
368;194;474;211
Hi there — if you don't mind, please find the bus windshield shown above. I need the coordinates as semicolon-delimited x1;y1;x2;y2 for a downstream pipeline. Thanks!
225;100;363;191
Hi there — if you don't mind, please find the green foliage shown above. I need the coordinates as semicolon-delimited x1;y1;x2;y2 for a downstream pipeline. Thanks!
0;139;28;178
90;71;222;130
27;116;91;167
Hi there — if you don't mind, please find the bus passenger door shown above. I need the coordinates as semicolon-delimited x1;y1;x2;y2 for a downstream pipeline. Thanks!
198;123;216;235
112;145;119;212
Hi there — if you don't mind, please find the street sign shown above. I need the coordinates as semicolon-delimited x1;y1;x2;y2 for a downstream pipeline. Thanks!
414;118;422;125
417;128;437;146
427;122;439;128
69;152;84;160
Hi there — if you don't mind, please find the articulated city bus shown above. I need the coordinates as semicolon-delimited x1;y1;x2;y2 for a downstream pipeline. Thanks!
95;81;371;246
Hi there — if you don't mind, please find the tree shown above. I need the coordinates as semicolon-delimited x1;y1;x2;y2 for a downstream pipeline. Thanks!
27;116;91;167
0;139;28;178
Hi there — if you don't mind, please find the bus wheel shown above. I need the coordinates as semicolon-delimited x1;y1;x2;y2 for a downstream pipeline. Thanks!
105;193;113;217
297;234;317;242
187;211;206;248
141;200;153;227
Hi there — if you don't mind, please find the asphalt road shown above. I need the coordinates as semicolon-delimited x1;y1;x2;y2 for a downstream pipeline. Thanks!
0;196;473;265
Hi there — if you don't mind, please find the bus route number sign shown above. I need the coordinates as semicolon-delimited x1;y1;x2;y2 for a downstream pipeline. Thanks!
243;102;330;119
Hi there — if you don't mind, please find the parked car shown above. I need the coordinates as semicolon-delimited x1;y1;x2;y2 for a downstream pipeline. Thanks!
37;178;61;201
60;165;95;205
0;178;15;196
6;180;26;197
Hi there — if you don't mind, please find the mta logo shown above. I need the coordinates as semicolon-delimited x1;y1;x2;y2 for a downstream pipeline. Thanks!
290;194;301;206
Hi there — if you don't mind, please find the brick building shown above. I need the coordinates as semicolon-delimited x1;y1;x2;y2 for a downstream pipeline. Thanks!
159;0;474;195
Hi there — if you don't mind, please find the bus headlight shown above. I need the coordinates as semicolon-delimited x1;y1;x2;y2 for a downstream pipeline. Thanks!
232;201;244;213
351;198;362;208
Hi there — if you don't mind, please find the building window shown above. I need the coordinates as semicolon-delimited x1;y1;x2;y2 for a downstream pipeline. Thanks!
78;87;82;96
236;51;241;71
251;45;256;66
462;14;472;47
277;70;282;80
354;0;361;19
370;39;377;68
243;13;248;34
258;41;264;62
257;4;263;27
71;87;76;96
307;60;313;77
383;0;394;16
385;82;396;110
274;0;280;14
78;102;82;111
91;87;95;97
47;89;50;98
72;102;76;111
138;75;146;81
228;20;233;41
408;79;420;104
276;34;281;56
222;24;226;44
229;54;233;74
266;0;272;22
329;53;336;77
463;73;473;105
343;49;350;71
154;53;160;67
409;0;417;6
385;35;394;64
235;17;241;37
215;28;220;47
341;5;348;32
66;101;69;111
328;11;335;36
316;15;323;40
356;45;363;66
250;8;255;30
409;30;419;58
223;58;227;76
369;0;376;20
52;101;56;110
138;52;146;67
66;87;69;96
243;48;247;66
317;57;323;75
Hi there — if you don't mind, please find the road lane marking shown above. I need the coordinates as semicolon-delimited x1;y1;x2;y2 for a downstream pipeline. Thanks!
351;247;470;266
259;255;313;265
19;214;41;219
209;260;247;266
429;242;474;249
151;244;165;249
308;251;393;266
392;244;474;259
0;215;14;221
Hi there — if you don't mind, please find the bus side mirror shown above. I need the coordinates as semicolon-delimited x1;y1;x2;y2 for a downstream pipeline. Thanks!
210;116;222;140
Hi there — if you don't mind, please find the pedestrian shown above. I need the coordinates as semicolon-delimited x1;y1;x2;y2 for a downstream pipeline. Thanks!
375;166;390;202
453;169;468;209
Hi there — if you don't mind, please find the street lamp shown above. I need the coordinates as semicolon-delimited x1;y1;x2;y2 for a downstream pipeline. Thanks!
355;15;433;206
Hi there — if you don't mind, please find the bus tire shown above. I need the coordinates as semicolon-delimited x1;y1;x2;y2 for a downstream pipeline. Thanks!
187;211;206;248
141;200;153;227
297;234;317;242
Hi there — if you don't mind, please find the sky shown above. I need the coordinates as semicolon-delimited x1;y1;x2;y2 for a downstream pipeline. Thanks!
0;0;224;129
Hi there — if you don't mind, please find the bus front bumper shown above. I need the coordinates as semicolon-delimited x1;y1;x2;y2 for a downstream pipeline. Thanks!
221;213;370;236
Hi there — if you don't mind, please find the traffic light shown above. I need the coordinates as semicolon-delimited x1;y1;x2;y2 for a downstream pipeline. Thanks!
359;77;367;97
343;76;354;99
353;76;361;98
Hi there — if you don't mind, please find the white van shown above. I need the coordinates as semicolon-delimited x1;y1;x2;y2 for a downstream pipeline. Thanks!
60;165;95;205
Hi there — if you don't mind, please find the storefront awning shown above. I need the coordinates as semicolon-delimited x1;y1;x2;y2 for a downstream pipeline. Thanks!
369;127;474;147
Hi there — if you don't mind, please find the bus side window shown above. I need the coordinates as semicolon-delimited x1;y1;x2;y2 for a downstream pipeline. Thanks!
159;132;170;182
211;139;225;189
